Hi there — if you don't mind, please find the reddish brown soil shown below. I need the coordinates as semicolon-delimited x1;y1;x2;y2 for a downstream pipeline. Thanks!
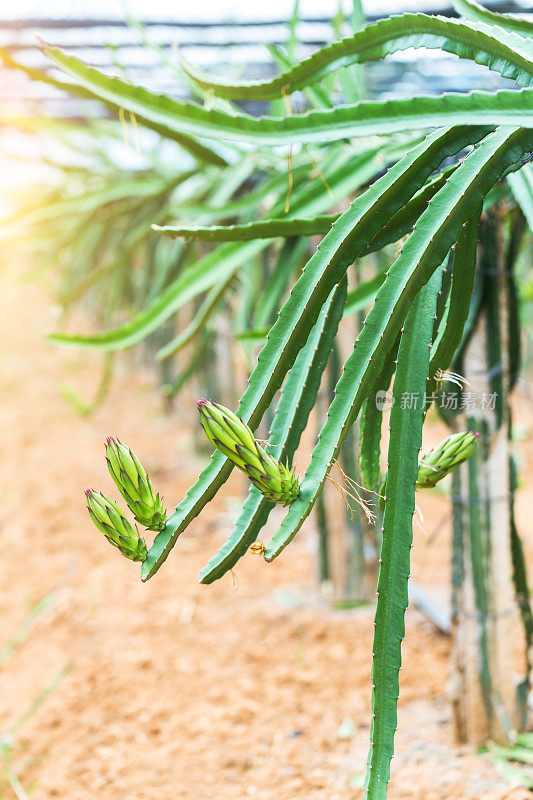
1;264;532;800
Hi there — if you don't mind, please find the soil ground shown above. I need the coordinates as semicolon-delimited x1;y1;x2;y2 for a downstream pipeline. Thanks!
1;262;533;800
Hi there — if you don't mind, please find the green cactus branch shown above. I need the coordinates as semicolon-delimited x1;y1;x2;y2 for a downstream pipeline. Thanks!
451;0;533;37
427;209;481;397
41;45;533;145
364;264;445;799
176;13;533;99
359;338;399;491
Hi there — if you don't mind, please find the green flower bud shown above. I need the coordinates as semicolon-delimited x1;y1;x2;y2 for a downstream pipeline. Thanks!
377;431;479;510
416;430;479;489
197;399;300;506
85;489;147;562
105;437;166;531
